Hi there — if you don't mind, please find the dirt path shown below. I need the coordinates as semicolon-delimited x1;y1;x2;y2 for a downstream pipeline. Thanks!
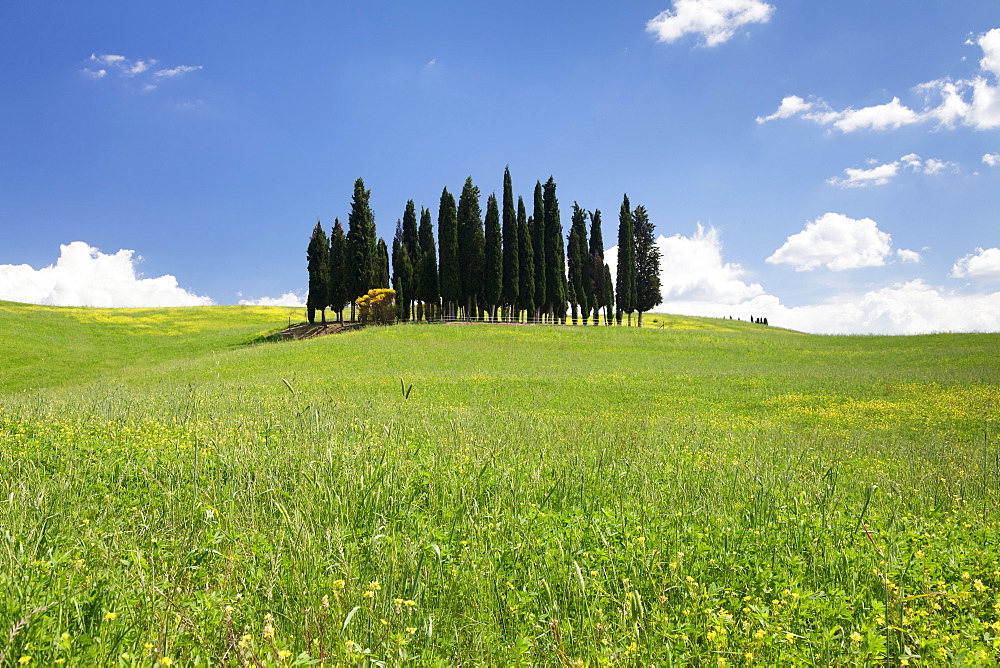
277;322;363;340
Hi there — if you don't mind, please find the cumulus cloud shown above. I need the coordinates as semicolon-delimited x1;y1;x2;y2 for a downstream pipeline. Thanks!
81;53;202;90
128;59;156;75
951;247;1000;281
759;95;923;132
238;291;306;307
156;64;203;78
605;224;765;307
896;249;922;264
766;213;893;271
827;161;900;188
758;28;1000;132
827;153;957;188
646;0;774;47
0;242;213;307
755;95;812;123
605;226;998;334
984;153;1000;166
753;280;1000;335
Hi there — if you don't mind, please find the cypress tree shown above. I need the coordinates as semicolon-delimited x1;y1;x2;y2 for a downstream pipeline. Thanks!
566;220;582;325
588;209;605;325
532;181;546;321
346;178;377;320
402;200;419;260
306;220;330;325
633;205;662;327
542;177;567;323
417;206;439;321
437;188;460;319
401;200;420;320
603;263;615;325
616;194;637;325
567;203;589;325
483;193;502;321
328;218;349;324
391;222;413;321
516;196;535;323
376;238;390;290
457;177;484;319
501;166;519;321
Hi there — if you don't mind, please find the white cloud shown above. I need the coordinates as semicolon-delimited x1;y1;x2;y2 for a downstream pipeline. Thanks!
896;249;922;264
758;28;1000;132
238;291;306;307
951;247;1000;281
605;224;764;306
0;242;214;307
983;153;1000;166
982;28;1000;76
827;161;899;188
127;59;156;75
82;53;202;87
766;213;893;271
155;64;203;78
646;0;774;47
756;280;1000;335
92;53;125;66
605;226;999;333
755;95;813;123
827;153;956;187
826;97;922;133
921;158;954;175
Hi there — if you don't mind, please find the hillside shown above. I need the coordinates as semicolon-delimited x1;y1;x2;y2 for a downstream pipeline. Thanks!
0;300;300;393
1;302;999;665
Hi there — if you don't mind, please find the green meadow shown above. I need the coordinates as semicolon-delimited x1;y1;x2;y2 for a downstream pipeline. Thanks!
1;300;998;666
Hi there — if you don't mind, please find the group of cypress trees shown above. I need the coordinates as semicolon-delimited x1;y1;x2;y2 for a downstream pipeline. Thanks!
306;169;662;326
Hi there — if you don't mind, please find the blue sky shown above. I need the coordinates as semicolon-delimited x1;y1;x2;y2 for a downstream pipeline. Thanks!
1;0;998;333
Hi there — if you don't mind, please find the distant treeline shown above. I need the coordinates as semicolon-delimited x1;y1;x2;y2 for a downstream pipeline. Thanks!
306;168;662;326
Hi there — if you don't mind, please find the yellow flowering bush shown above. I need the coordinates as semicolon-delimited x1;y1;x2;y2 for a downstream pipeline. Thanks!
356;289;396;325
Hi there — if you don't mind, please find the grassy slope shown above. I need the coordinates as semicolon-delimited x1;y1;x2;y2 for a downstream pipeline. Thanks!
1;303;999;665
0;300;300;394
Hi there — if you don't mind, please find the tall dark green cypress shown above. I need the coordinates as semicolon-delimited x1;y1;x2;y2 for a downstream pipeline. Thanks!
603;263;615;325
346;178;377;320
500;166;519;320
542;177;567;323
483;193;502;321
457;177;484;319
615;194;637;325
328;218;349;324
306;220;330;325
391;222;413;321
633;205;662;327
567;203;589;325
588;210;606;325
402;200;419;260
417;206;439;320
401;200;420;319
516;196;535;322
437;188;460;319
531;181;546;321
376;238;390;290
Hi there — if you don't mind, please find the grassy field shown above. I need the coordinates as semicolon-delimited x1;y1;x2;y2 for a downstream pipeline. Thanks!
1;300;998;666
